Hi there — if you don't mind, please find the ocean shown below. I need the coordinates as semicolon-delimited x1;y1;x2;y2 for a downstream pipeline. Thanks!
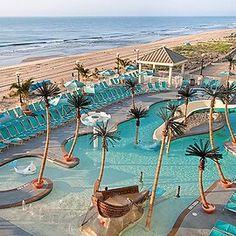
0;16;236;67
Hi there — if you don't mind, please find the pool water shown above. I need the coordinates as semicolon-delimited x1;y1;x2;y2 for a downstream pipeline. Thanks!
0;101;236;236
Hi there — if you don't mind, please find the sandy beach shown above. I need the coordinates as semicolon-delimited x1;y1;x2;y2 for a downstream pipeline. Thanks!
0;28;235;110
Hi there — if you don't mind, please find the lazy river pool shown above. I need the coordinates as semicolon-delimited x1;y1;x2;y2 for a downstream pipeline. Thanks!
0;100;236;236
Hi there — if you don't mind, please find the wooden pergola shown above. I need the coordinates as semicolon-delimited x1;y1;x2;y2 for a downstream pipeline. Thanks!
137;46;188;86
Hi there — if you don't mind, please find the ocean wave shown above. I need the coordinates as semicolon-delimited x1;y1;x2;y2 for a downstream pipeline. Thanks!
0;39;64;48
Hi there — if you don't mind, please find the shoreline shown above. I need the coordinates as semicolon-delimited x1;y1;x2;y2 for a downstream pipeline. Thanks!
1;28;235;69
0;28;236;111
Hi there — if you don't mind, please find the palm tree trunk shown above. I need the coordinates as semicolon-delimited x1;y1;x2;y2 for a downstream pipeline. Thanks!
37;104;51;185
225;102;236;144
135;125;139;145
77;70;80;81
166;131;172;154
131;90;135;109
184;99;188;124
135;119;140;145
199;160;208;208
146;132;167;230
96;137;106;191
67;112;81;158
209;99;215;149
209;99;227;183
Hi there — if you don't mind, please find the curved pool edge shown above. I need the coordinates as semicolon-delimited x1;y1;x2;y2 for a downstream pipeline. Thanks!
0;178;53;209
62;98;171;153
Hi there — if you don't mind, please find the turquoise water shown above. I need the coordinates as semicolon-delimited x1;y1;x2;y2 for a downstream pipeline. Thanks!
0;100;236;236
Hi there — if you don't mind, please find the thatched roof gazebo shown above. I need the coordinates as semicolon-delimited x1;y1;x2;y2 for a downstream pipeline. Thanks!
137;46;188;85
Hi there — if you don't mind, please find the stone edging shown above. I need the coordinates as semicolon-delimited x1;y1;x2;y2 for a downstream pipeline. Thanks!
0;178;53;209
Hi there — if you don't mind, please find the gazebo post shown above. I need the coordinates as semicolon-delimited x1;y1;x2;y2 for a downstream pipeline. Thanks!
181;64;185;75
168;66;173;86
138;63;142;83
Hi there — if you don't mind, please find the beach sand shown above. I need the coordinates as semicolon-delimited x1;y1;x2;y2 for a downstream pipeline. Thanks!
0;28;235;111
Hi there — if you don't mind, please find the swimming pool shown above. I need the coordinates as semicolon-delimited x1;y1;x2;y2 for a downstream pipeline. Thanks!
1;100;236;236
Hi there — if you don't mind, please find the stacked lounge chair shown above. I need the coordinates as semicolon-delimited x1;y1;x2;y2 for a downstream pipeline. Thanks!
209;220;236;236
225;191;236;213
0;82;148;151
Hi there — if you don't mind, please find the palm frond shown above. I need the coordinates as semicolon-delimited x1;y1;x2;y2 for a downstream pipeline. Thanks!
204;85;224;98
166;102;182;118
219;83;236;104
129;106;148;119
125;79;138;91
30;82;60;104
90;122;120;150
178;86;196;99
67;94;91;112
186;139;222;161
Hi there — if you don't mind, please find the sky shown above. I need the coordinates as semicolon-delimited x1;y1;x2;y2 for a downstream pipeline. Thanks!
0;0;235;17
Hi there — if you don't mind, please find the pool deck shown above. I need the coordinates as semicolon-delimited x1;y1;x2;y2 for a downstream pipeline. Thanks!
224;141;236;157
168;181;236;236
0;91;229;235
0;91;176;235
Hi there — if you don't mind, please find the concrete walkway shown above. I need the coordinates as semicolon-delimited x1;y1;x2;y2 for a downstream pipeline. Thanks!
168;181;236;236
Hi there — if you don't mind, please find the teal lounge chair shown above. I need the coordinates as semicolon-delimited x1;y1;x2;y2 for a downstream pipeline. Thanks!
147;83;156;92
27;117;46;133
209;229;228;236
155;82;165;92
0;127;24;144
14;107;24;117
230;194;236;203
161;81;170;91
0;142;8;152
225;201;236;213
202;78;210;88
212;220;236;235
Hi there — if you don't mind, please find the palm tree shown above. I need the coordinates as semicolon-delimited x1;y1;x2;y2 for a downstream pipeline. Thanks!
225;54;236;84
204;85;228;184
125;79;138;109
129;106;148;144
165;102;183;153
115;57;131;74
10;78;34;107
115;57;121;75
74;62;90;81
89;68;100;81
178;86;196;123
90;122;120;192
31;82;60;187
119;58;131;70
65;94;91;161
145;108;185;230
186;140;222;210
219;83;236;145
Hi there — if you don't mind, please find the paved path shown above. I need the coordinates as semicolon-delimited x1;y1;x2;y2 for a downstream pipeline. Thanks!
168;181;236;236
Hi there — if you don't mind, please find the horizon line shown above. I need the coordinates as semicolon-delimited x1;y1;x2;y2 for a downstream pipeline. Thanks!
0;15;235;18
